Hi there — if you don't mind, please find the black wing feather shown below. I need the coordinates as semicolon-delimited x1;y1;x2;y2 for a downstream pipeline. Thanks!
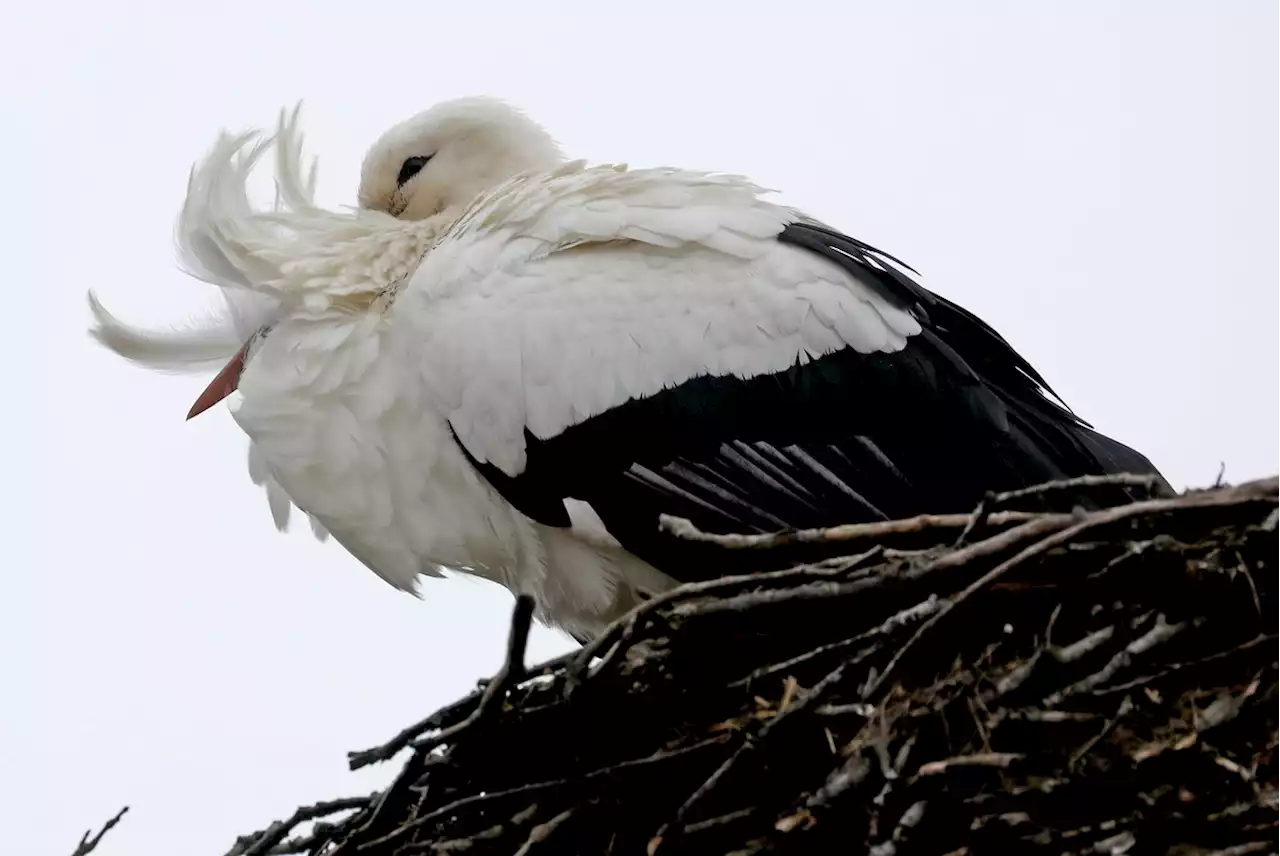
459;221;1169;583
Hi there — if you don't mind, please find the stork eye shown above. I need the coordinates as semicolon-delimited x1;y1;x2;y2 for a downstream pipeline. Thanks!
397;155;432;186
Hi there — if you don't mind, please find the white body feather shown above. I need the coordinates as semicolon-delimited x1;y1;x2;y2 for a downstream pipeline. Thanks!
90;107;922;638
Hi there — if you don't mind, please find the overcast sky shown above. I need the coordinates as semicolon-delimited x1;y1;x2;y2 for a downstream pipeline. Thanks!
3;3;1276;854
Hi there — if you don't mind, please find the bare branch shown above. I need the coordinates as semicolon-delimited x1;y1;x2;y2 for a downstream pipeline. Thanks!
226;797;371;856
69;807;127;856
659;508;1065;549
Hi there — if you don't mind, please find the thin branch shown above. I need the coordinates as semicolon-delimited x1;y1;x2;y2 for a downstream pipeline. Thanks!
512;807;575;856
69;807;128;856
951;473;1170;550
228;797;372;856
952;490;997;548
659;509;1065;549
989;472;1175;504
915;753;1024;776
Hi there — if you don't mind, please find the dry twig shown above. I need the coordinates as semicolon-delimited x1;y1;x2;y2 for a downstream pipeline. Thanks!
69;807;127;856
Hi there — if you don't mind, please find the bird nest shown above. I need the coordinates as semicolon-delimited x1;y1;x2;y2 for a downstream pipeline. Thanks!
215;474;1277;856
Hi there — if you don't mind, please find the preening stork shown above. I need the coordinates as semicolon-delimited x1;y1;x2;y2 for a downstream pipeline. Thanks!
89;98;1168;641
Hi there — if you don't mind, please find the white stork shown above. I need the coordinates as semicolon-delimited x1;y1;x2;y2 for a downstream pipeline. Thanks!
88;98;1167;641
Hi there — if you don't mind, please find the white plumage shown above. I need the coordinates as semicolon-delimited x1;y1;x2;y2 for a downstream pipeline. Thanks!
89;97;1165;641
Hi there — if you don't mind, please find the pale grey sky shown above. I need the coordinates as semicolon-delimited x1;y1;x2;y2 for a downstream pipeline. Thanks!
3;3;1276;854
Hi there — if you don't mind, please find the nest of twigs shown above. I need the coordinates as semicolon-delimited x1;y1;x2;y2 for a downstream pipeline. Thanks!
223;474;1278;856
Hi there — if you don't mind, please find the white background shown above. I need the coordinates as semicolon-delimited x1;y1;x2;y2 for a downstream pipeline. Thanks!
3;3;1276;854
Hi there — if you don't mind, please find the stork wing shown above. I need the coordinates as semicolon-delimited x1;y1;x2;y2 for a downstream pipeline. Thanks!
408;173;1165;583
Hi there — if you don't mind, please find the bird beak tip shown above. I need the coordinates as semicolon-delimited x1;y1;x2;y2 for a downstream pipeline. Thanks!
187;342;252;421
185;400;213;421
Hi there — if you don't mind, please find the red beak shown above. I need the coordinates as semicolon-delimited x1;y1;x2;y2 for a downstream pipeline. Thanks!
187;338;253;420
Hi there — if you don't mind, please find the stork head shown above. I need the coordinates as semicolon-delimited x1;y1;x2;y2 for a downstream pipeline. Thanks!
357;97;565;220
177;98;563;420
